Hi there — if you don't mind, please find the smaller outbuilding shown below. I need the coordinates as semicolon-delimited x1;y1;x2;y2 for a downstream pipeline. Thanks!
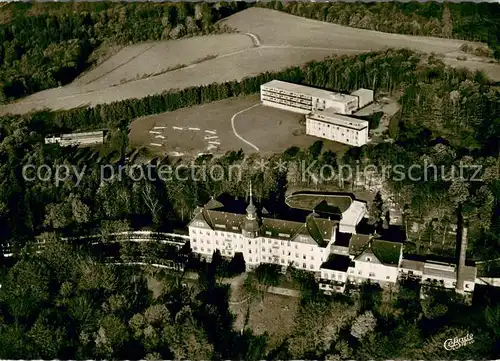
351;88;374;109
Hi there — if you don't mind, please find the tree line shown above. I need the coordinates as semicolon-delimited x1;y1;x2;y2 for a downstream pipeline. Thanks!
0;1;247;101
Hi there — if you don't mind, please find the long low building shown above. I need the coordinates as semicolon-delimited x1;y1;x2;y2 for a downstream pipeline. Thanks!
260;80;359;115
45;130;105;147
306;110;369;147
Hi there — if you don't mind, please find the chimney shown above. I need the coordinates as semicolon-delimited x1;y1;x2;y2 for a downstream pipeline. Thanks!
455;217;469;293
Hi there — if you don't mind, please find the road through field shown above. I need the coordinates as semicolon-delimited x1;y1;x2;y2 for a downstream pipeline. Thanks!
1;7;497;115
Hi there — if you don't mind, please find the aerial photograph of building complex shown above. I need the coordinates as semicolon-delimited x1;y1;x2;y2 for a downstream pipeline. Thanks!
0;1;499;360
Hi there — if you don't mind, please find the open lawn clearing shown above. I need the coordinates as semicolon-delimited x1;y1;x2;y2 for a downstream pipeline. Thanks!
230;292;300;350
74;41;159;86
2;9;496;116
129;95;347;156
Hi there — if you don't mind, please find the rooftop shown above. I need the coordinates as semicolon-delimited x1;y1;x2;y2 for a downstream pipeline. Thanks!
261;80;358;103
401;259;425;272
341;200;367;227
351;88;374;97
307;111;369;130
321;254;351;272
371;239;402;265
349;233;371;255
60;131;104;139
189;196;337;247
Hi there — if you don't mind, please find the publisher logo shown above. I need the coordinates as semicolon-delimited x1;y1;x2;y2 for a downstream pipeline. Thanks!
444;333;474;351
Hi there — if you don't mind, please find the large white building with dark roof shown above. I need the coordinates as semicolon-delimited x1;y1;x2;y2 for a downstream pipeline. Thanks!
188;188;477;298
188;187;340;272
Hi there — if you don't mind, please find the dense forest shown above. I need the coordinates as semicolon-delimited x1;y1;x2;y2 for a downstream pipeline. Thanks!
1;237;500;359
258;1;500;58
0;1;247;101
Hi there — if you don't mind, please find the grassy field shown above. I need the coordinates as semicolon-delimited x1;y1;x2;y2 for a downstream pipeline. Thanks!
129;95;341;156
1;7;496;115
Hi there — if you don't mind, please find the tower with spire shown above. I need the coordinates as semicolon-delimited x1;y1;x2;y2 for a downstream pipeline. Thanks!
243;181;260;238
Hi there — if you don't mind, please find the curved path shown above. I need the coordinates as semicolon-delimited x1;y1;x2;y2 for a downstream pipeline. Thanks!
230;103;261;151
245;32;261;47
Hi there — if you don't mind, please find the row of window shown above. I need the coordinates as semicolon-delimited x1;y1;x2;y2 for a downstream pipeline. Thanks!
192;229;241;238
261;87;313;101
261;90;313;105
321;271;344;280
262;95;312;111
193;243;317;262
191;234;319;252
309;121;362;134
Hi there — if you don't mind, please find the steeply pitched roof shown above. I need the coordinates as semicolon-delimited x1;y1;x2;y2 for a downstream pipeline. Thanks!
204;198;224;210
349;234;371;255
352;238;402;266
192;209;335;247
371;240;402;266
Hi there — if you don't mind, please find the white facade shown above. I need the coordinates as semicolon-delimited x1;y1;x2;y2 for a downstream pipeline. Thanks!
320;267;349;293
351;88;374;109
189;225;333;272
306;111;369;147
400;259;477;296
45;131;104;147
348;251;400;284
188;202;338;273
260;80;359;115
187;195;478;299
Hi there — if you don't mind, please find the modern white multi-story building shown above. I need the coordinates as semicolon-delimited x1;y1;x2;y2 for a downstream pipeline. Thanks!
305;110;369;147
260;80;359;115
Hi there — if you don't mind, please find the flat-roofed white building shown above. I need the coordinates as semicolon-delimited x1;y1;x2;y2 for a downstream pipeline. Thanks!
340;200;367;234
45;131;104;147
260;80;359;115
351;88;374;109
306;111;369;147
